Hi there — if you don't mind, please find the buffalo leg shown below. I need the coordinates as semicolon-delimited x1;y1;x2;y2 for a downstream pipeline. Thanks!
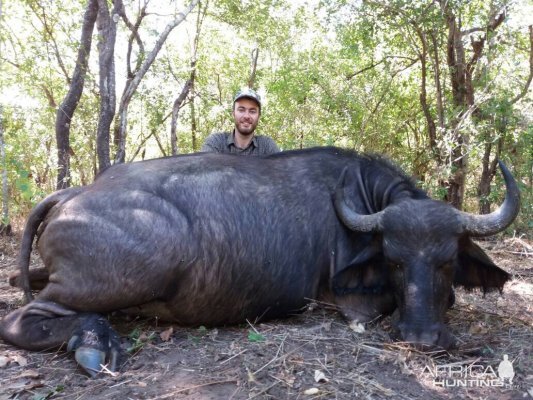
9;266;50;291
0;300;121;377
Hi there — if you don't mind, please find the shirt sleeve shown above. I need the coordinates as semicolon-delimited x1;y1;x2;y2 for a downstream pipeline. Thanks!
263;137;281;154
200;134;224;153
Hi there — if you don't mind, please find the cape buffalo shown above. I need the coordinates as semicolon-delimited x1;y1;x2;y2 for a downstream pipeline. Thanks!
0;147;520;376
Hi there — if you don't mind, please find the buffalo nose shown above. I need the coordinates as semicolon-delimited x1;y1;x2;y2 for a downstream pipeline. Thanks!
403;330;440;347
398;323;453;349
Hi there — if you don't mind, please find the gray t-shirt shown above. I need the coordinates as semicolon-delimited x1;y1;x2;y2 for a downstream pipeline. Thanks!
200;132;280;155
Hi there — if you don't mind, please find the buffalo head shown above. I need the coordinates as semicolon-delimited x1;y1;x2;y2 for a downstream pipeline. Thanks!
333;161;520;349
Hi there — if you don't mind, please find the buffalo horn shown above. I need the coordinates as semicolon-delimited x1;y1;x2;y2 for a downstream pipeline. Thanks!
461;161;521;237
333;167;383;232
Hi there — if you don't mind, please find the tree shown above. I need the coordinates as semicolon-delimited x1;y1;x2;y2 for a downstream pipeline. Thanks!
54;0;200;181
113;0;199;163
0;0;9;234
169;0;207;155
437;0;507;209
95;0;119;172
55;0;98;189
477;25;532;214
1;0;530;234
0;105;11;234
325;0;532;213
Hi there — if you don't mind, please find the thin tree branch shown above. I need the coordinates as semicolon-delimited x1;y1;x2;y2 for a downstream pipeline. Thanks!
248;48;259;88
170;66;195;155
114;0;200;163
28;2;71;83
510;25;533;105
347;55;417;79
55;0;98;189
116;0;147;78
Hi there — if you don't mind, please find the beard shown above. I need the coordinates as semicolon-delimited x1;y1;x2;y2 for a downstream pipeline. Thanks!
235;120;257;136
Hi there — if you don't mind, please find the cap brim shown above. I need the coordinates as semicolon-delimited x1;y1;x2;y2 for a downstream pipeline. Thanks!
234;95;261;107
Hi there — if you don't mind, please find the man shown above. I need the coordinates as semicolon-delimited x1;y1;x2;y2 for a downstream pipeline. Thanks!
201;88;280;155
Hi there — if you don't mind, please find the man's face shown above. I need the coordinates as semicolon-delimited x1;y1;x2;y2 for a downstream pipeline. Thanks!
233;98;260;136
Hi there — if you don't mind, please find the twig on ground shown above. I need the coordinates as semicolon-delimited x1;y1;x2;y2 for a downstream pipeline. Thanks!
149;379;238;400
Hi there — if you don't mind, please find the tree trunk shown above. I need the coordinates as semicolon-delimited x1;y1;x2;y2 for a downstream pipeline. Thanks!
170;67;194;155
444;10;467;209
170;2;205;155
95;0;119;173
439;2;508;209
478;24;532;212
113;0;199;164
430;31;445;131
248;48;259;88
415;27;437;154
478;138;502;214
190;84;197;151
478;25;531;214
55;0;98;189
0;105;11;235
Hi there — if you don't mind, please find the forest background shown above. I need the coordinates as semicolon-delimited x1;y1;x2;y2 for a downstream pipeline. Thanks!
0;0;531;235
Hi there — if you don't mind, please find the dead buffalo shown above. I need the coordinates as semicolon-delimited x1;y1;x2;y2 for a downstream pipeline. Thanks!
0;147;520;376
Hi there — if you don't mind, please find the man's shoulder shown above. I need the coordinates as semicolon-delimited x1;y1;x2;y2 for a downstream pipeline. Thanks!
255;134;274;142
254;135;280;153
205;132;230;141
201;132;231;152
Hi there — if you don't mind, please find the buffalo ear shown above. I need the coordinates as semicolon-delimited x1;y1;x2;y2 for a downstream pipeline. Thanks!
454;237;510;293
332;235;388;296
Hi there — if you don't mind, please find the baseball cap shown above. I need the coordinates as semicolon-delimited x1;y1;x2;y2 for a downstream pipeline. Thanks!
233;88;261;109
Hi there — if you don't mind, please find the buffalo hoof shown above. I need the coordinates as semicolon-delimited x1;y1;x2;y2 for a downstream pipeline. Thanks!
73;346;106;377
67;316;122;377
68;333;121;377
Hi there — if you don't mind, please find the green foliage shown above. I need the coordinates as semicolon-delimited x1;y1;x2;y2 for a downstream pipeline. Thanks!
188;325;210;344
502;124;533;235
248;330;265;343
1;107;49;220
127;328;156;353
13;164;33;202
31;385;65;400
0;0;531;237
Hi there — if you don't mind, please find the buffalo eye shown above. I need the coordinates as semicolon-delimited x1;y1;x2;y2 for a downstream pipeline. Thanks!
388;262;402;270
438;262;453;271
437;262;455;279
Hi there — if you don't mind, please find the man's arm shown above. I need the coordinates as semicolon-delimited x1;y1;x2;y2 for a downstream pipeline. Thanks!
200;133;226;153
262;136;281;154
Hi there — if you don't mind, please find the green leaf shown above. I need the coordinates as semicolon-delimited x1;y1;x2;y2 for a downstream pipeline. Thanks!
32;385;64;400
248;331;265;342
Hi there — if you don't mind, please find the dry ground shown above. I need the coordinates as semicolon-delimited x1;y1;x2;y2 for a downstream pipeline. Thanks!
0;234;531;400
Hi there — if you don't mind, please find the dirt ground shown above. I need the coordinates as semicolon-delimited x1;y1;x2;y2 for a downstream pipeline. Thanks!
0;234;531;400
